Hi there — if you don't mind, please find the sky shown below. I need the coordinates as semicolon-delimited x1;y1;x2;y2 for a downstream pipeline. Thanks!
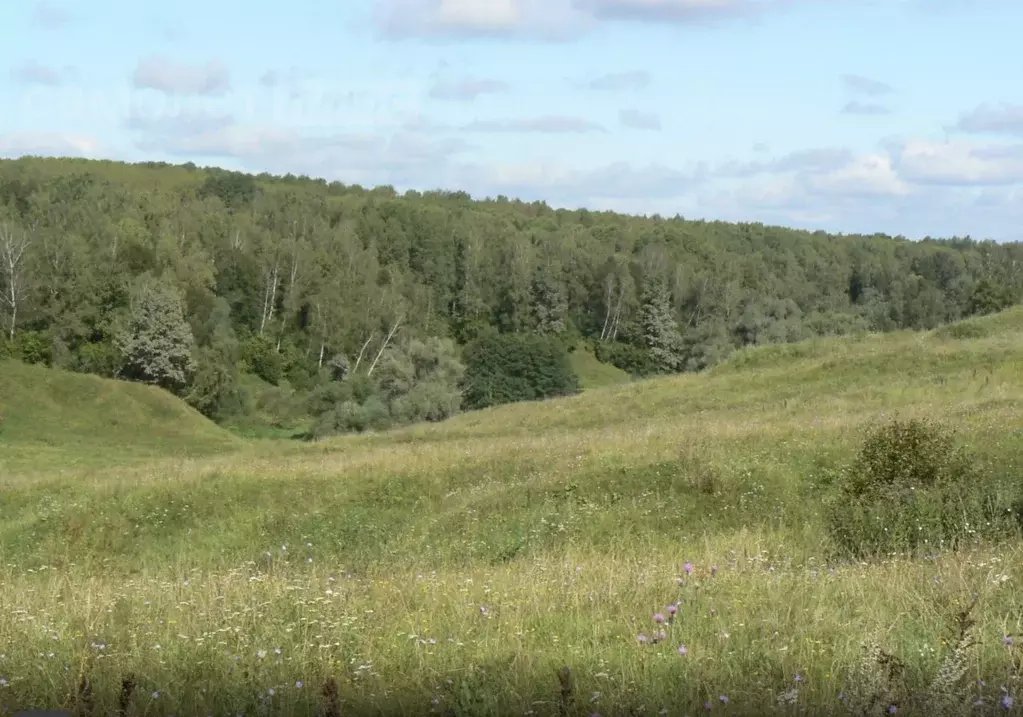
1;0;1022;242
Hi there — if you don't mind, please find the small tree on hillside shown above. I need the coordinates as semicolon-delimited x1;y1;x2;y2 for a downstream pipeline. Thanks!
640;276;684;373
116;277;197;391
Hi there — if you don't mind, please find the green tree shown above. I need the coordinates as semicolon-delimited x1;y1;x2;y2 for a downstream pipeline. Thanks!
116;277;197;391
640;276;684;373
462;331;580;410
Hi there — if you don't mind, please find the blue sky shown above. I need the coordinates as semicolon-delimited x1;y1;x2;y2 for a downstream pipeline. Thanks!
2;0;1022;241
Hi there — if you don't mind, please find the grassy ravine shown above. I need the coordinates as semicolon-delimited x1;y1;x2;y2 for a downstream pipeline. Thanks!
1;312;1023;715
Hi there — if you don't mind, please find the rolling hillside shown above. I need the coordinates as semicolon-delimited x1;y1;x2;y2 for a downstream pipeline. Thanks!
0;359;239;475
0;309;1021;714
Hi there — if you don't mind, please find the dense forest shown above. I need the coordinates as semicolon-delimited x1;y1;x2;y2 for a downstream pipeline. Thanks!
1;156;1021;435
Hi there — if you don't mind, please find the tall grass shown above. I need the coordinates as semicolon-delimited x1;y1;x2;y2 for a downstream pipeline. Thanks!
1;310;1023;714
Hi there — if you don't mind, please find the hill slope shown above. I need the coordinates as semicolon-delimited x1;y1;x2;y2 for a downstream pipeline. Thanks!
0;360;239;474
0;311;1022;714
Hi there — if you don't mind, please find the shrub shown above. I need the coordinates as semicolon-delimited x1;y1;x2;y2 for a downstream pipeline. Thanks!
16;330;52;365
593;340;661;378
240;334;284;386
825;417;1018;558
462;331;580;410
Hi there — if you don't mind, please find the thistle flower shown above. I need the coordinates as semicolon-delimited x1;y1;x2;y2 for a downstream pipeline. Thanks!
677;645;688;656
667;604;678;616
683;562;694;576
653;613;666;624
1002;695;1013;709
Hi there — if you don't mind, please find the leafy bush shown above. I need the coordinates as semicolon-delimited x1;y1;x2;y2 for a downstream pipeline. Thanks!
309;378;391;437
593;340;662;378
16;330;52;365
825;417;1018;558
462;331;580;410
240;334;284;386
72;340;122;377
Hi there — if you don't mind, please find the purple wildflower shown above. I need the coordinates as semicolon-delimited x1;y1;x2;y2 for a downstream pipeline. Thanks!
637;633;649;644
654;630;667;642
719;695;729;704
1005;636;1014;646
653;613;666;624
1002;695;1013;709
677;645;688;656
704;701;712;711
683;562;694;576
888;706;897;714
667;604;678;616
296;681;304;689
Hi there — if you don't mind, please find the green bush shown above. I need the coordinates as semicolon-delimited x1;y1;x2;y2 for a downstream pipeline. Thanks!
240;334;284;386
462;331;580;410
825;417;1018;558
16;331;52;365
593;340;661;378
72;340;123;377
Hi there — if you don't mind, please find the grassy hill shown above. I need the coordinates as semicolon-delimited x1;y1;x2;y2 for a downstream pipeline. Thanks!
0;360;240;475
1;311;1022;715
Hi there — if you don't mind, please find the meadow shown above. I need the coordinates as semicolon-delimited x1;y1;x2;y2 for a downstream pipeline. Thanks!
2;310;1023;716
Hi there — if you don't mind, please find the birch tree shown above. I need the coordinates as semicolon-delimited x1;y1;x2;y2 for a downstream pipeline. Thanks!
0;221;31;341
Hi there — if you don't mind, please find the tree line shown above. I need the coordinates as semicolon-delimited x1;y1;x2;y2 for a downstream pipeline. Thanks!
1;156;1020;435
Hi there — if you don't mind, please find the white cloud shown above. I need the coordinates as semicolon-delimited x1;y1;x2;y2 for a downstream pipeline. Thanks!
132;57;231;96
894;139;1023;185
619;109;661;130
955;103;1023;137
10;61;73;86
841;74;895;97
804;153;911;197
841;101;892;116
0;132;103;158
585;70;651;91
463;115;605;133
429;77;510;100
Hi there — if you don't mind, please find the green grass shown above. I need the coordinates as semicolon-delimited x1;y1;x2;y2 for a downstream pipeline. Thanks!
568;342;632;389
2;311;1023;715
0;360;240;475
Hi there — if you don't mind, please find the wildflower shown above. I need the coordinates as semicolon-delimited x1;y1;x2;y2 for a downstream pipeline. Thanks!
888;706;897;714
637;633;649;644
152;691;159;700
677;645;688;656
719;695;728;704
704;701;712;711
653;613;666;624
479;606;489;616
683;562;694;576
711;565;718;576
296;681;304;689
268;689;275;697
1002;695;1013;709
667;604;678;616
1005;636;1014;646
654;630;667;642
257;650;266;659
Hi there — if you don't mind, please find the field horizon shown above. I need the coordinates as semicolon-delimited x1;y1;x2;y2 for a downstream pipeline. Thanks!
2;308;1023;715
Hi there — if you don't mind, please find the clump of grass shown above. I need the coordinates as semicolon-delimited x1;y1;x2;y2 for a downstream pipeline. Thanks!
825;417;1019;559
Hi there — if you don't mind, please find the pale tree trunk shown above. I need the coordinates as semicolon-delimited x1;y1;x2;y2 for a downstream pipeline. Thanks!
352;334;374;374
259;258;280;335
367;316;402;377
0;223;30;342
